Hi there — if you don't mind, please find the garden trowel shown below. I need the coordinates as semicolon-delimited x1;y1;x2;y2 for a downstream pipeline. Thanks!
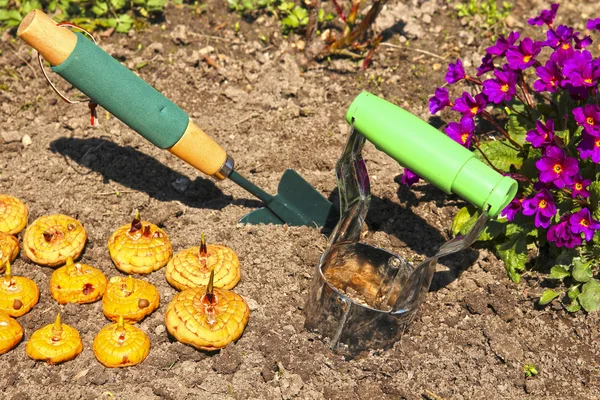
17;10;337;229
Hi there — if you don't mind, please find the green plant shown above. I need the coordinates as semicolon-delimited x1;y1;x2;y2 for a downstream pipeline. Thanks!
421;4;600;312
455;0;512;26
226;0;278;14
0;0;168;33
523;362;538;378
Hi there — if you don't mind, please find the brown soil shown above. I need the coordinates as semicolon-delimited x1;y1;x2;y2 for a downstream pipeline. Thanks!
1;1;600;399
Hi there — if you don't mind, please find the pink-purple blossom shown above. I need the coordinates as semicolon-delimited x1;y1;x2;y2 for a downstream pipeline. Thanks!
401;169;420;187
545;25;575;51
486;32;520;57
569;176;591;198
445;116;475;148
577;133;600;163
547;218;582;248
506;38;543;70
533;60;562;92
528;3;559;27
562;50;598;88
429;87;452;115
526;119;555;148
587;18;600;32
476;54;495;76
573;105;600;136
569;208;600;241
482;69;518;104
535;146;579;188
501;197;523;221
452;92;486;117
522;189;556;228
446;59;465;84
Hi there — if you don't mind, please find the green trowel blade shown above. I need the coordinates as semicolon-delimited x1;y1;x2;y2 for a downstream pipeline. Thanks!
238;169;339;230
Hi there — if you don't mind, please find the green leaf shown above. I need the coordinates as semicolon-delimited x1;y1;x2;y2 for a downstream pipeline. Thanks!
479;220;505;241
452;207;474;236
91;1;109;16
539;289;560;305
589;182;600;220
110;0;126;10
282;15;299;28
115;14;133;33
572;258;593;283
578;280;600;312
567;284;581;300
554;129;570;144
549;265;570;280
565;301;581;312
495;230;528;283
147;0;167;11
475;139;523;172
506;113;531;146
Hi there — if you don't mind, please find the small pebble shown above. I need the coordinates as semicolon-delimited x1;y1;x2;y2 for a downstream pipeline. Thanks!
22;134;32;147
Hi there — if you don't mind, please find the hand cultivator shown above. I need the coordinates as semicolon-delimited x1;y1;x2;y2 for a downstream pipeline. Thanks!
17;10;337;230
305;92;518;357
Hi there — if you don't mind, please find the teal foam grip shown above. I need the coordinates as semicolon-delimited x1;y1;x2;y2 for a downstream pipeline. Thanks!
345;92;517;218
52;33;188;149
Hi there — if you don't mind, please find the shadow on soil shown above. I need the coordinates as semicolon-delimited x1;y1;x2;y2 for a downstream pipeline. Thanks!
50;137;264;210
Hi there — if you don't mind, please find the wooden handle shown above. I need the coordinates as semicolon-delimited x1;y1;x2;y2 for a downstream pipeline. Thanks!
17;10;229;178
17;9;77;66
169;121;228;177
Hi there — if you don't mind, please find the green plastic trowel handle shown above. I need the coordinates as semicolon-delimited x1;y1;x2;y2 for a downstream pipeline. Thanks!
345;92;517;218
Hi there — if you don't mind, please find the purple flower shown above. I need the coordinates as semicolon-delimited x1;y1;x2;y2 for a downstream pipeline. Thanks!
545;25;575;50
445;116;475;148
535;146;579;188
569;208;600;241
569;176;591;198
506;38;543;70
429;87;452;114
587;18;600;32
482;69;518;104
476;54;495;76
547;218;582;248
452;92;486;117
501;197;523;221
401;169;420;186
522;189;556;228
528;3;559;26
577;132;600;162
486;31;520;57
446;59;466;84
573;104;600;136
526;119;555;148
533;60;562;92
574;34;593;49
562;50;598;88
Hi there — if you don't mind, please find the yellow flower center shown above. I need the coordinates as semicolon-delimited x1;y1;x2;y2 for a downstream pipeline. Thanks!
595;139;600;148
561;43;571;50
587;117;595;126
501;84;509;92
575;183;583;190
581;219;590;227
553;164;562;174
461;133;470;144
585;78;592;84
539;200;547;208
470;106;479;115
523;55;532;63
